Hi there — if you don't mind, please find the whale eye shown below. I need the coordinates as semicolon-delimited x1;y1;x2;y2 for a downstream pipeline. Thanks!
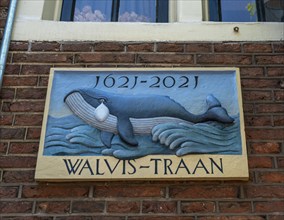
98;98;106;103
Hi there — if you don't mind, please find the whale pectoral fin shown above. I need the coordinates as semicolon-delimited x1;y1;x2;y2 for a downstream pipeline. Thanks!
100;131;114;148
117;117;138;146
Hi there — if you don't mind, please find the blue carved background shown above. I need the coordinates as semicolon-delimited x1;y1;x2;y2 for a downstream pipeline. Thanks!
43;70;243;158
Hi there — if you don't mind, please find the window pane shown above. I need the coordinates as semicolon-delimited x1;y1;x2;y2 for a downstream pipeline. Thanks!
221;0;258;22
119;0;156;22
263;0;284;22
74;0;112;22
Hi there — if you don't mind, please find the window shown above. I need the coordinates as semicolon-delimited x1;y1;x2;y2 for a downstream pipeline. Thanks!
60;0;168;22
13;0;284;42
209;0;284;22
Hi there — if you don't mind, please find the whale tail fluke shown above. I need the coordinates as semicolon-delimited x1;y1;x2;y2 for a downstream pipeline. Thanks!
205;95;234;124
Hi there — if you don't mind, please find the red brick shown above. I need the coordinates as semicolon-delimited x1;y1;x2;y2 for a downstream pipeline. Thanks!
0;88;15;99
254;201;284;213
185;43;212;52
243;90;272;102
2;76;38;86
14;114;43;126
75;53;135;63
36;201;70;214
274;90;284;101
94;185;165;198
243;43;272;53
0;127;25;139
0;114;13;125
61;42;93;52
269;215;284;220
277;157;284;168
0;20;4;28
240;67;264;77
0;18;5;28
197;54;252;65
157;43;184;52
0;201;33;213
39;76;49;86
251;142;281;154
53;64;86;69
107;201;140;213
0;142;8;154
2;101;45;112
9;142;39;154
5;64;21;75
245;115;272;127
256;55;284;65
241;79;281;89
129;217;194;220
95;42;124;51
274;115;284;126
219;202;251;213
246;128;284;140
26;127;42;139
267;67;284;77
214;43;241;52
72;201;105;213
181;201;215;213
0;186;18;198
278;157;284;168
13;53;73;63
142;201;177;213
137;54;193;64
56;217;124;220
258;172;284;183
273;43;284;53
21;64;52;75
0;0;10;7
0;217;53;220
22;185;89;198
10;41;29;51
31;41;60;51
0;7;8;19
248;156;273;168
198;216;265;220
0;156;36;168
169;186;239;199
3;170;35;183
127;43;154;52
255;104;284;113
16;88;47;99
244;185;284;198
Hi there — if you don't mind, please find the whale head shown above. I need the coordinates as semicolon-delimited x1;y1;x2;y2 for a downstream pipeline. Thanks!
64;88;108;108
64;88;110;122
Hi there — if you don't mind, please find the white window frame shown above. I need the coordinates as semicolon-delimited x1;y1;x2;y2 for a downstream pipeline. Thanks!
12;0;284;42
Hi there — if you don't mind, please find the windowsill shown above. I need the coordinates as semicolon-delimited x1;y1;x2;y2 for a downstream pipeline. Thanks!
12;20;284;42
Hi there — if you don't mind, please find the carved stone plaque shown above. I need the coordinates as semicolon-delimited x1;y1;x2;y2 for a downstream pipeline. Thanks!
35;68;248;180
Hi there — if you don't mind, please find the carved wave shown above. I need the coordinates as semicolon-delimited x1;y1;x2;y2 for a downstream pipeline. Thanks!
151;119;241;156
43;115;242;158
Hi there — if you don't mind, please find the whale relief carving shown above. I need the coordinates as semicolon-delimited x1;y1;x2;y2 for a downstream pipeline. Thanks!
39;88;243;159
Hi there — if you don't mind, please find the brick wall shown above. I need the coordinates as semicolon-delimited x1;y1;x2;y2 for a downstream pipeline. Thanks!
0;1;284;220
0;40;283;219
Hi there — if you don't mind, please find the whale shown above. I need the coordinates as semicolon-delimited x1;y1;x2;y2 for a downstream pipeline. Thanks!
64;88;234;147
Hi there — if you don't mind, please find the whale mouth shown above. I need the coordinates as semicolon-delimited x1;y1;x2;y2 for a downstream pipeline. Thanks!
65;92;118;133
65;91;110;122
64;89;108;104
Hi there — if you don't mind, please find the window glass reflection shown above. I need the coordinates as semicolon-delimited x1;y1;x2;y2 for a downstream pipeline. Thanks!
119;0;156;22
74;0;156;22
221;0;258;22
74;0;112;22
